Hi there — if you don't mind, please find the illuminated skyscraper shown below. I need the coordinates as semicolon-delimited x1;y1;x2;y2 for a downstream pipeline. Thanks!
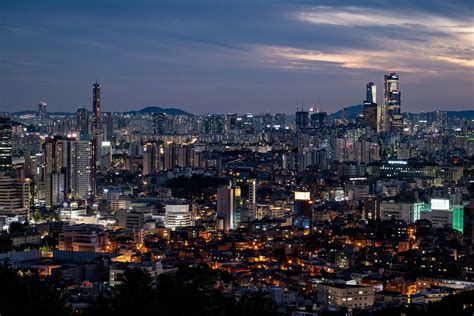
43;137;67;207
217;184;234;231
69;140;95;199
293;191;312;229
92;81;101;134
363;82;379;131
382;72;403;131
0;115;12;172
90;82;103;169
366;82;376;104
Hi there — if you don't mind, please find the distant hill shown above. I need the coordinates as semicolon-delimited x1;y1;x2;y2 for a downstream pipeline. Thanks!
330;104;474;120
11;106;192;116
331;104;363;119
11;110;73;116
126;106;192;116
446;110;474;120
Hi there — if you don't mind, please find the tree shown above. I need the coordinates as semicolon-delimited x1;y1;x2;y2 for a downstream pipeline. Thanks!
0;263;71;316
8;221;26;233
0;235;14;253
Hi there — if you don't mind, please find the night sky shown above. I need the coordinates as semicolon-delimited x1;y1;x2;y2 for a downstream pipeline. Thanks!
1;0;472;114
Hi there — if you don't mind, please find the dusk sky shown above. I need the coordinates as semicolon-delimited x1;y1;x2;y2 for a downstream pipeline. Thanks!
1;0;473;114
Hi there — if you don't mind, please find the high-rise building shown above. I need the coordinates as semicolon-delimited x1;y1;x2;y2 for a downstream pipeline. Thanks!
0;115;12;172
41;135;95;206
76;107;89;138
295;110;309;130
70;140;95;199
464;200;474;245
143;142;161;175
217;185;234;231
43;137;67;207
203;114;225;135
152;113;169;135
363;102;378;131
293;191;312;229
0;173;29;217
92;81;101;134
363;82;380;131
38;101;47;121
248;179;257;221
382;72;403;131
310;111;327;128
366;82;376;104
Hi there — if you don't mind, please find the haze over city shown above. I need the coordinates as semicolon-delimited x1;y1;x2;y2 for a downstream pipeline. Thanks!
1;0;473;113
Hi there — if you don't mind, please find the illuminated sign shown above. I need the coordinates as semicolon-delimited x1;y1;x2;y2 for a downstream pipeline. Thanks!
431;199;450;210
294;192;310;201
388;160;407;165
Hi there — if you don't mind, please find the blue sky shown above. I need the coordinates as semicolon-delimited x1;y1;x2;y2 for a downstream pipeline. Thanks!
0;0;472;114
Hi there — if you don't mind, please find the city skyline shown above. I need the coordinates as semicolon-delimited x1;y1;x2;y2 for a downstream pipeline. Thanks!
1;0;473;113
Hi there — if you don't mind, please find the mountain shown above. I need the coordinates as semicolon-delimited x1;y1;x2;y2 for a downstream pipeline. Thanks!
330;105;474;120
330;104;363;119
10;106;192;116
11;110;73;116
128;106;192;116
446;110;474;120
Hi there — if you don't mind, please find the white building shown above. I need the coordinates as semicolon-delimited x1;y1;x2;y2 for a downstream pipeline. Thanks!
165;204;192;230
317;284;374;310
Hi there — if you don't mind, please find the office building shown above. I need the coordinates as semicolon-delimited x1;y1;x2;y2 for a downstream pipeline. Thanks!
165;204;192;230
58;224;106;252
217;185;234;230
293;191;312;229
382;72;403;131
366;82;377;104
0;115;12;172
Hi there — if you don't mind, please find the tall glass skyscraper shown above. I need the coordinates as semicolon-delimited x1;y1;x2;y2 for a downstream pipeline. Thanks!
92;81;101;134
366;82;376;104
383;72;403;131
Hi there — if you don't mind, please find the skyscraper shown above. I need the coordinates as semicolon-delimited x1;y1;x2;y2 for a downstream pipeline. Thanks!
43;137;67;207
363;82;379;131
248;178;257;221
90;82;103;169
70;140;95;199
293;191;312;229
76;106;89;138
382;72;403;131
217;184;234;231
38;102;47;120
92;81;101;134
366;82;376;104
0;115;12;172
295;110;310;130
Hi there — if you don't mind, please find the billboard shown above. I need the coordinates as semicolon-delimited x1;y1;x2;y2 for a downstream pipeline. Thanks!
430;199;450;210
294;192;310;201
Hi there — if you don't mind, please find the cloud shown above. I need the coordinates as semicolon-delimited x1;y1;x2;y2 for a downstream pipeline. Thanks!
249;5;473;81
